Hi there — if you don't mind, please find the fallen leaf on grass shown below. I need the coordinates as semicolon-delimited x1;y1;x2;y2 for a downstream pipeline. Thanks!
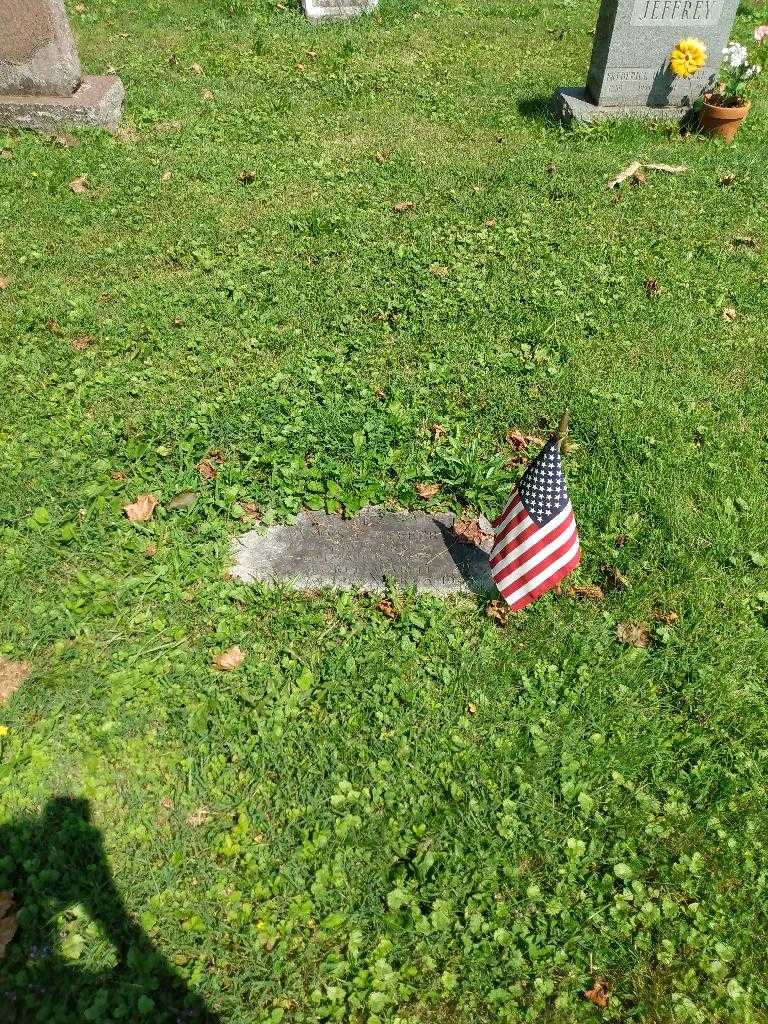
190;63;204;75
0;658;30;703
212;646;246;672
237;169;256;184
722;307;738;322
645;163;687;174
415;482;440;499
0;892;18;960
719;172;736;186
144;542;157;558
585;978;610;1009
70;334;93;351
568;583;605;602
506;428;544;451
0;277;10;290
241;500;261;522
168;490;198;510
486;600;510;625
374;151;388;164
607;161;643;189
430;265;450;277
68;175;92;195
0;149;13;161
161;170;173;182
601;564;629;590
644;278;661;299
616;622;651;648
731;235;758;248
652;608;679;624
122;494;158;522
466;702;477;715
201;89;214;101
186;807;210;827
46;319;62;334
484;218;497;228
54;133;79;148
376;597;399;620
392;201;415;213
453;517;492;548
197;451;225;480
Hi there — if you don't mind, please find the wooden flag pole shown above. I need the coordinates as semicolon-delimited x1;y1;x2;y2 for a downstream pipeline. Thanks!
555;409;570;450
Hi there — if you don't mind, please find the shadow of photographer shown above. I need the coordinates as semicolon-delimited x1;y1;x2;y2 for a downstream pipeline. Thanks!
0;796;219;1023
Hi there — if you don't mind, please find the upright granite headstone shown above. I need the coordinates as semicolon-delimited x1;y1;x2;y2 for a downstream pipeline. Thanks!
554;0;740;123
0;0;123;131
302;0;378;23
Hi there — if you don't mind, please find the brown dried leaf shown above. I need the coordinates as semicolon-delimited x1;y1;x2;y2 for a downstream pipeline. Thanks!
453;517;492;548
237;169;256;184
430;423;447;441
392;201;415;213
374;151;388;164
186;806;211;827
71;334;93;351
585;978;610;1009
567;583;605;602
485;600;510;626
0;658;30;704
430;265;450;277
54;133;79;148
466;702;477;715
201;89;214;101
506;429;544;451
46;319;62;334
122;494;158;523
68;175;91;195
161;170;173;182
652;608;679;624
190;62;204;75
376;597;399;620
719;172;736;186
601;564;629;590
110;470;125;481
415;482;440;499
607;161;643;189
0;277;10;290
197;450;225;481
616;622;651;648
241;500;261;522
644;278;661;299
484;218;497;228
631;168;647;186
0;149;13;161
144;542;157;558
722;307;738;322
212;645;246;672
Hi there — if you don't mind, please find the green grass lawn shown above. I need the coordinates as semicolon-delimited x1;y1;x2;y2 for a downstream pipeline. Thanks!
2;0;768;1021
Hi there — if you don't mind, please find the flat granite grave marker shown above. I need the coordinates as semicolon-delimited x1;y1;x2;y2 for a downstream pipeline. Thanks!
231;508;495;596
302;0;378;23
0;0;124;131
554;0;740;123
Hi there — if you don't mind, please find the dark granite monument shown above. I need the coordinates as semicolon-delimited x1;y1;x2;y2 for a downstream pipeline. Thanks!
0;0;124;131
554;0;740;123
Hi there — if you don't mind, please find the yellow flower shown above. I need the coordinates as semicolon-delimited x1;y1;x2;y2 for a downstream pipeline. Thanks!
0;725;8;737
670;37;708;77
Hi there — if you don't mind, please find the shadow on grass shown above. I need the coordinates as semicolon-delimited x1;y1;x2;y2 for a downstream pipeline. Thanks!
0;797;218;1024
516;94;557;123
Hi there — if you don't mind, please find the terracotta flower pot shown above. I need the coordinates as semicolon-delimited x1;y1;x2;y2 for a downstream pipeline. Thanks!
700;95;751;143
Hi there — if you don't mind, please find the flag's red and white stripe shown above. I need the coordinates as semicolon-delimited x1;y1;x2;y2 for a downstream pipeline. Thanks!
490;492;580;611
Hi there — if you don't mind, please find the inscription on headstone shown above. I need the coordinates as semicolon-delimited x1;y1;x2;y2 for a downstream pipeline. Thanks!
0;0;123;130
553;0;739;122
231;509;494;596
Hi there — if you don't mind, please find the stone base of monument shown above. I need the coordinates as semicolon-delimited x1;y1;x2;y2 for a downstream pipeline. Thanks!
231;508;495;596
0;75;124;133
553;87;692;126
302;0;378;21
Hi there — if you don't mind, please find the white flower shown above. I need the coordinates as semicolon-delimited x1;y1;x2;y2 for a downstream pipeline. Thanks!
723;41;748;68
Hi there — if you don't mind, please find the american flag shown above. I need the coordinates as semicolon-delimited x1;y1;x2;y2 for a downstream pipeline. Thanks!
490;436;580;611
